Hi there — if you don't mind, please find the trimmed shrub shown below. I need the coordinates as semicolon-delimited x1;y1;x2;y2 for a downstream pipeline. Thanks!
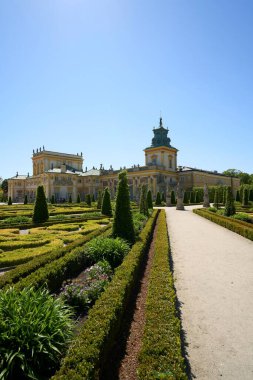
224;186;235;216
84;237;130;269
76;194;81;203
112;171;135;244
249;189;253;202
0;286;74;380
193;209;253;241
140;185;149;216
0;226;110;290
214;189;219;209
183;191;189;204
190;191;195;204
138;211;187;379
147;189;153;209
195;191;200;203
242;188;249;206
101;187;112;217
155;192;161;206
32;186;49;223
51;194;55;204
171;190;176;205
8;196;12;206
24;195;28;205
92;194;95;202
86;194;92;206
231;213;253;223
133;212;148;235
68;195;72;204
161;192;166;203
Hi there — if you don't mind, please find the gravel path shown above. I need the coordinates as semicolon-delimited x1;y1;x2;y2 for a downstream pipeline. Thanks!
165;205;253;380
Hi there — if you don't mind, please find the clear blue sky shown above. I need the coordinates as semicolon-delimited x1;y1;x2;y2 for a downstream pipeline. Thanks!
1;0;252;179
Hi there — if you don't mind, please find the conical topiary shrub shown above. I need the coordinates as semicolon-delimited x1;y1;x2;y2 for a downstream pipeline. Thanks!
190;191;195;204
24;194;28;205
8;196;12;205
242;188;249;206
140;185;149;216
76;194;81;203
101;187;112;217
171;190;176;205
112;171;135;244
214;189;219;209
32;185;49;223
147;189;153;209
86;194;91;206
51;194;55;204
249;188;253;202
161;192;166;203
183;191;189;204
155;192;161;206
68;195;72;204
224;186;235;216
236;190;240;202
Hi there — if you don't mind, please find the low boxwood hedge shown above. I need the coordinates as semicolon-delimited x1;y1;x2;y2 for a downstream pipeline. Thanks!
51;210;159;380
137;210;187;380
193;209;253;241
0;226;110;290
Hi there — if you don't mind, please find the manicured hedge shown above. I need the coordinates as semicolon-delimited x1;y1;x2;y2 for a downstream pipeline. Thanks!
0;226;110;290
193;209;253;241
51;210;159;380
137;210;187;380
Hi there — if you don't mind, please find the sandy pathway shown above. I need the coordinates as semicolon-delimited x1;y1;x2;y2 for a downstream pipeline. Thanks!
165;206;253;380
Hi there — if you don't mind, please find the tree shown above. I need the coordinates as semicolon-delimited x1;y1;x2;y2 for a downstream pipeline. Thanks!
161;192;166;203
139;185;149;216
222;169;241;177
112;171;135;244
85;194;91;206
1;179;8;196
224;186;235;216
32;185;49;223
68;195;72;203
101;187;112;217
76;194;81;203
238;172;251;185
92;194;95;202
147;189;153;209
195;191;200;203
97;190;102;209
242;188;249;206
171;190;176;205
51;194;55;204
24;194;28;205
155;192;161;206
8;196;12;205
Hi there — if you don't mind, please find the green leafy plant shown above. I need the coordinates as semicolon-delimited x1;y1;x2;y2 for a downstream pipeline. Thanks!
7;197;12;206
139;185;149;216
24;195;28;205
155;192;161;206
0;286;74;380
84;237;130;268
146;189;153;209
85;194;91;206
231;213;253;223
224;186;235;216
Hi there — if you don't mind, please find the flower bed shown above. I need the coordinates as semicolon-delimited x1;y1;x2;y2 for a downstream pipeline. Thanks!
51;210;159;379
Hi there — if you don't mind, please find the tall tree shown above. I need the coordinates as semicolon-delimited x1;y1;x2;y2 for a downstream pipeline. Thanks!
32;186;49;223
101;187;112;217
112;171;135;244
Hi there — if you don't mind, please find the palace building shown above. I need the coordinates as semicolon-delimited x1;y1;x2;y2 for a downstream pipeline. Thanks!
8;118;240;202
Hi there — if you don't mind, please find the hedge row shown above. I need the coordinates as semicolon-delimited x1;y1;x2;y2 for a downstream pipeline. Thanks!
0;226;110;290
193;209;253;241
51;209;159;380
0;215;106;230
137;210;187;380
